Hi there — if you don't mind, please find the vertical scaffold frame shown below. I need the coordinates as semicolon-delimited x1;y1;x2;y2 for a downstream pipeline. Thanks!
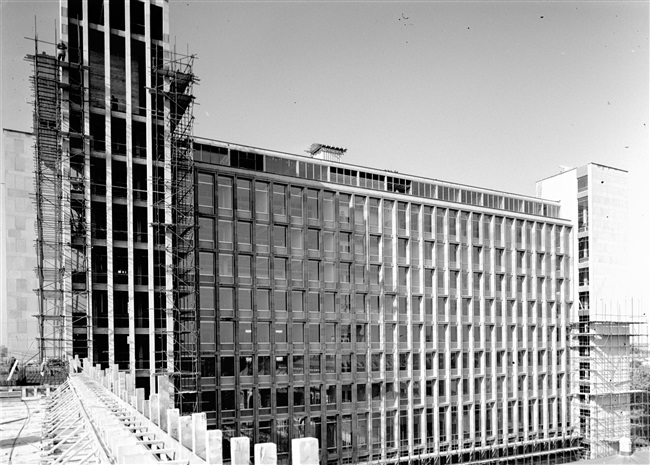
150;46;200;415
28;33;90;372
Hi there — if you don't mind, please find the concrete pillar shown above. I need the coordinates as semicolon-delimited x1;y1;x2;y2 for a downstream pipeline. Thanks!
191;412;207;459
143;399;150;419
180;415;193;450
157;376;171;432
291;437;319;465
254;442;277;465
136;388;145;413
150;393;159;425
167;408;180;440
230;437;250;465
206;429;223;465
620;437;632;455
118;372;126;399
112;365;119;392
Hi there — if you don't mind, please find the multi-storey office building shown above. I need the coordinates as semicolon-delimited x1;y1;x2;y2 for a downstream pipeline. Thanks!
194;140;579;464
538;164;647;459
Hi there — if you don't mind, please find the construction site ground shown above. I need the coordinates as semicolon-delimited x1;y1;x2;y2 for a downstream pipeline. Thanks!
0;394;45;464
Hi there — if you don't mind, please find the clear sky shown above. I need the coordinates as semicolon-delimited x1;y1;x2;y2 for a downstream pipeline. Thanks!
1;0;649;307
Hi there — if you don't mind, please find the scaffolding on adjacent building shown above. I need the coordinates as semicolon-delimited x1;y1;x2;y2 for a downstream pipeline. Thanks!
150;48;200;415
27;35;90;370
570;299;650;460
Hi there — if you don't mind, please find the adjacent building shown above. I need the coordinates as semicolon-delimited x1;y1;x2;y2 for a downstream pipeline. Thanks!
537;164;646;459
1;129;39;361
194;138;578;464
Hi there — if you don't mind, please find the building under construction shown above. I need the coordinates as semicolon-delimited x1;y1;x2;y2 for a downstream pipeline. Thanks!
28;0;199;414
538;164;650;460
15;1;649;464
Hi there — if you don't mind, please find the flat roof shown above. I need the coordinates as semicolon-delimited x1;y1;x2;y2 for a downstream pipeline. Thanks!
195;135;561;208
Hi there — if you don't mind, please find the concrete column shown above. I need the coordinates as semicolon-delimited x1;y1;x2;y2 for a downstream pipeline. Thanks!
206;429;223;465
180;415;193;450
143;399;150;419
254;443;277;465
230;437;250;465
167;408;180;440
192;412;207;459
292;438;319;465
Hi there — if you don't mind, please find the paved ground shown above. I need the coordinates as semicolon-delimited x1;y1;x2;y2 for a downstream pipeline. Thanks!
0;396;45;464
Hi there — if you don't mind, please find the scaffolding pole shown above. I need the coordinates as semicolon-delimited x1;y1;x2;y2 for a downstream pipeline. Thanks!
570;299;650;460
150;48;200;415
28;35;90;375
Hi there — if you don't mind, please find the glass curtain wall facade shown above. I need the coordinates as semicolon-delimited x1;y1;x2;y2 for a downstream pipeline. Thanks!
195;139;578;465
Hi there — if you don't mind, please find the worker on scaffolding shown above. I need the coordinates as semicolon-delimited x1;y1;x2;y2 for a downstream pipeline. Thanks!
57;41;67;61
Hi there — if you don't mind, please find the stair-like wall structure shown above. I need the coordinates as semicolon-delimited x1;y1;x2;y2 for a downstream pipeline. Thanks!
77;358;319;465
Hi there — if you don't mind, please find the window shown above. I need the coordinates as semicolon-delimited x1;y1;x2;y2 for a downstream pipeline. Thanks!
291;187;303;217
578;175;588;193
579;268;589;286
579;237;589;262
255;182;269;216
307;189;319;219
273;184;286;215
218;220;233;249
578;197;588;231
198;174;214;213
340;232;352;254
217;176;233;212
339;194;351;223
236;179;251;212
274;225;287;249
274;258;287;280
323;192;335;222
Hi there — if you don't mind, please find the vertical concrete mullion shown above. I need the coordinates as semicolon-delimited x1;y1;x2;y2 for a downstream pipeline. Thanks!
58;3;73;361
144;0;156;392
104;2;115;367
81;0;93;364
125;0;136;377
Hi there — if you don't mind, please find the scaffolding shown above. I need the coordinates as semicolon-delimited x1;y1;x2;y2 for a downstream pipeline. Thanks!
570;299;650;460
28;35;90;369
150;48;200;415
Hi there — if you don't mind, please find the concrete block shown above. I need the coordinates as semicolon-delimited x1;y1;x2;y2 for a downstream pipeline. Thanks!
116;445;147;464
180;415;193;450
118;372;126;399
254;442;277;465
292;437;319;465
192;412;207;459
620;436;632;455
206;429;223;465
167;408;180;440
136;388;145;413
150;393;159;425
230;437;250;465
158;376;172;432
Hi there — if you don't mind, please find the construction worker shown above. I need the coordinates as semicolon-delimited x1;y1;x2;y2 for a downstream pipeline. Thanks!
57;41;67;61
